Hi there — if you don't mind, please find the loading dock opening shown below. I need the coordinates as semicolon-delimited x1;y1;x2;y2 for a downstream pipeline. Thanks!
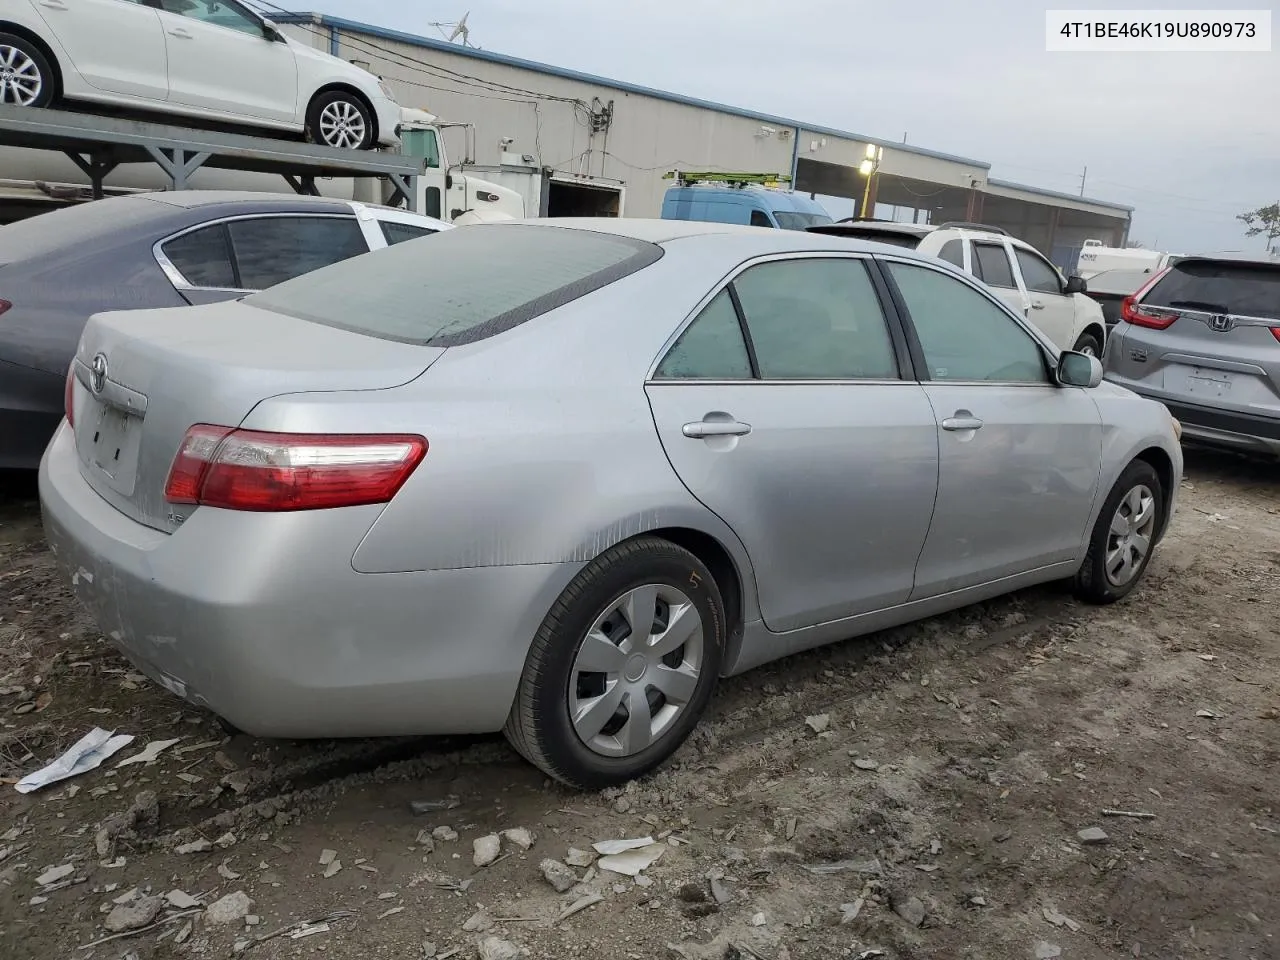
547;178;623;217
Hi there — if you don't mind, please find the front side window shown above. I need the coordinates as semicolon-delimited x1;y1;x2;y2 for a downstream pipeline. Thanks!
887;262;1048;384
654;290;753;380
972;242;1016;289
733;258;899;380
1015;248;1064;296
227;217;369;289
155;0;262;35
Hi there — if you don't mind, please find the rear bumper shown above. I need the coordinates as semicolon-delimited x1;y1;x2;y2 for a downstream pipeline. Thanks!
38;423;581;738
1104;375;1280;456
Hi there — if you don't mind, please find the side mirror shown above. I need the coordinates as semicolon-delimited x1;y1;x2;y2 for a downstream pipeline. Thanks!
1065;275;1088;295
1058;350;1103;388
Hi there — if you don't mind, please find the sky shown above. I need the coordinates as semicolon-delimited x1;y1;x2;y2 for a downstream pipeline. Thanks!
298;0;1275;253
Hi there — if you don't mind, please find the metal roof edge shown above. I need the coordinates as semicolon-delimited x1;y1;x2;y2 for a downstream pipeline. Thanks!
277;12;993;170
986;178;1134;214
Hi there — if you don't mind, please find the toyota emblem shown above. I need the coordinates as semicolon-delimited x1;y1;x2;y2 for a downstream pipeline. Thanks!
89;353;108;395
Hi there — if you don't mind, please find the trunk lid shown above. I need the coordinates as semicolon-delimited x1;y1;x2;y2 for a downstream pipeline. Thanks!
70;300;444;532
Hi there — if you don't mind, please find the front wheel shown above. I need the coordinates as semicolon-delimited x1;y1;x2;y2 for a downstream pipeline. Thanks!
0;33;55;108
306;90;374;150
1072;331;1103;357
504;537;725;789
1074;460;1163;604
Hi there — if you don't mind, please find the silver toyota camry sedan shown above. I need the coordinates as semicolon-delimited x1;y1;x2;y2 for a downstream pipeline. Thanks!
40;218;1183;789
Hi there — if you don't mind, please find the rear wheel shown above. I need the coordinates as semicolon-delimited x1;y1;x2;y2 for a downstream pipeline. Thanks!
0;33;55;107
1072;331;1103;357
306;90;374;150
1074;460;1163;604
504;537;725;789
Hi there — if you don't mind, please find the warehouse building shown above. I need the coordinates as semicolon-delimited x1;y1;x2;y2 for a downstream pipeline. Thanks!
278;12;1132;270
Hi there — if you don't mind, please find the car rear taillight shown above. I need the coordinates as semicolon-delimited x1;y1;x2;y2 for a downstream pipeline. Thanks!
0;300;11;317
164;425;427;512
1120;267;1178;330
64;363;76;428
1272;328;1280;343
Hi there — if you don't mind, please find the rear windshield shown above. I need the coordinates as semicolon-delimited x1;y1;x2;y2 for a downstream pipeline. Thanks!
247;223;663;346
0;195;167;263
1147;261;1280;319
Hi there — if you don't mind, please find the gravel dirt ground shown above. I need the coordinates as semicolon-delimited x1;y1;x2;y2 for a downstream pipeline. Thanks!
0;450;1277;960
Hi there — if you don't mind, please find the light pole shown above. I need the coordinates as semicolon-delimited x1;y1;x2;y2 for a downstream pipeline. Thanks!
859;143;882;219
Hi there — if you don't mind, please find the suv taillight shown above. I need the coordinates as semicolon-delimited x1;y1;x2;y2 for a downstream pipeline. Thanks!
64;363;76;428
1121;267;1177;330
164;425;427;512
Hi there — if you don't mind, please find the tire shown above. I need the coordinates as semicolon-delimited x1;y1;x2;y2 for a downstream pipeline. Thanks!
1072;331;1103;357
504;536;725;789
0;33;56;108
306;90;374;150
1074;460;1163;605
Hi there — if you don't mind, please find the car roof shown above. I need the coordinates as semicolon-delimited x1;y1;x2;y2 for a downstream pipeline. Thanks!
1173;251;1280;268
498;217;891;254
140;190;354;212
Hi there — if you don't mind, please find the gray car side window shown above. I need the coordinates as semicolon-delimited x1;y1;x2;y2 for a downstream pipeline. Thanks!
654;290;753;380
379;221;439;246
1015;247;1064;295
887;262;1049;384
228;217;369;290
733;258;899;380
161;224;237;289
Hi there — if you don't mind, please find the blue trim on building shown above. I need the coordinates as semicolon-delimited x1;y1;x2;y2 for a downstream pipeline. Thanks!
277;11;1131;216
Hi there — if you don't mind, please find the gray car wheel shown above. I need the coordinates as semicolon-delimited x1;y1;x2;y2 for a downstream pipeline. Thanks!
0;33;55;108
306;90;374;150
1073;331;1103;357
504;536;725;789
1074;459;1164;604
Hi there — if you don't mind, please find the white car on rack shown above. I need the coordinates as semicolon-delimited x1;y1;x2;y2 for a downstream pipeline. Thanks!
0;0;400;150
810;220;1109;356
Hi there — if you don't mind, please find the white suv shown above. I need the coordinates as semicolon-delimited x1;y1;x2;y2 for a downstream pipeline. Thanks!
0;0;400;150
810;220;1108;356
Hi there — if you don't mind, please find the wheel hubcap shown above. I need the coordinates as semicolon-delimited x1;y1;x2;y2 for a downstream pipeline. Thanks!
0;46;42;106
319;101;366;149
568;583;704;759
1105;483;1157;586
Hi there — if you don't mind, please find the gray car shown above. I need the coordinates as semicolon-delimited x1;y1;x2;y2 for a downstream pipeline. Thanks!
0;192;448;470
1104;253;1280;458
39;219;1183;789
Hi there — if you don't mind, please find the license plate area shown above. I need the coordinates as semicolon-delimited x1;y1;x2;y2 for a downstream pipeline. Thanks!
83;403;143;495
1165;365;1234;399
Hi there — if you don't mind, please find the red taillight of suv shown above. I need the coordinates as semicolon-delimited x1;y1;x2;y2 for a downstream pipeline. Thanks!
164;425;428;512
1272;328;1280;343
64;363;76;428
1120;267;1178;330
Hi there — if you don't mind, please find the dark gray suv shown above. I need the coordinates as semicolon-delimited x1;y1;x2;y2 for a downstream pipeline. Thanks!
1103;253;1280;458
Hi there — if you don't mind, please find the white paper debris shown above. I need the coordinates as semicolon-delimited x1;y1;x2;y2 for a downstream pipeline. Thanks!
596;843;665;877
36;864;75;887
592;837;655;856
16;729;135;794
116;738;182;768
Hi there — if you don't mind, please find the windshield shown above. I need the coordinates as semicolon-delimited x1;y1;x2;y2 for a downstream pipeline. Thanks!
1146;261;1280;320
773;211;834;231
247;223;663;346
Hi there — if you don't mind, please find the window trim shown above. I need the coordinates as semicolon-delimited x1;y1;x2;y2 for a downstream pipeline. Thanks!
970;240;1019;290
874;253;1059;388
646;251;918;385
1011;243;1065;297
154;212;367;294
150;0;266;36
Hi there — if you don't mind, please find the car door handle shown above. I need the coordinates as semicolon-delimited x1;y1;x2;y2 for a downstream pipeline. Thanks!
683;420;752;439
38;0;68;9
941;415;984;432
1030;300;1046;310
168;27;194;38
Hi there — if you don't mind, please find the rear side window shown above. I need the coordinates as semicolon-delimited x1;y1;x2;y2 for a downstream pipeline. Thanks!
228;217;368;289
750;210;774;228
247;223;663;346
654;290;752;380
972;242;1016;288
162;224;237;289
937;239;964;267
1146;261;1280;319
379;221;439;246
